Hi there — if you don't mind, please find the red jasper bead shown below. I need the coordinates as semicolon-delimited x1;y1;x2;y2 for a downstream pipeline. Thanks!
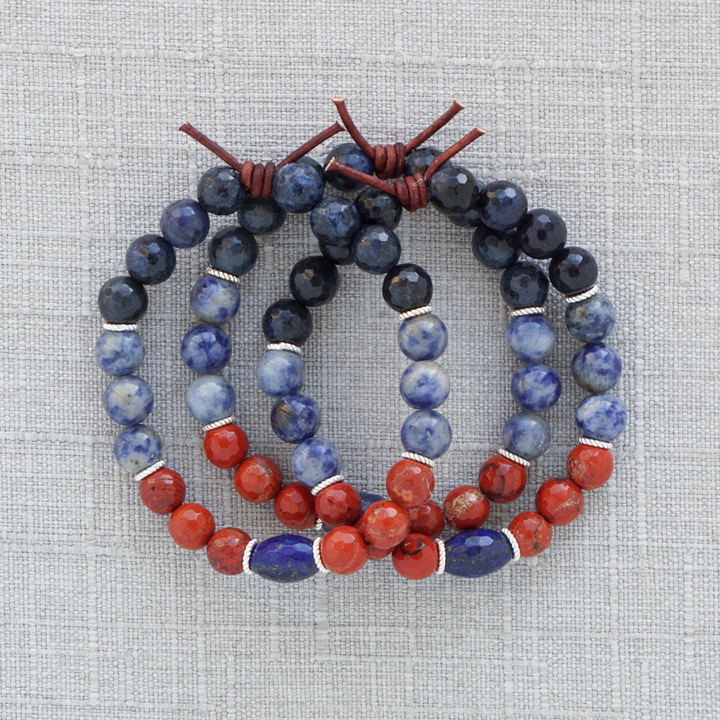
478;454;527;503
168;503;215;550
508;511;553;557
359;500;410;550
408;500;445;538
320;526;369;575
443;485;490;531
536;477;584;526
139;468;185;515
234;455;282;504
368;544;394;561
203;423;249;469
567;444;614;490
392;533;439;580
315;482;362;527
206;527;251;575
274;482;317;530
385;459;435;509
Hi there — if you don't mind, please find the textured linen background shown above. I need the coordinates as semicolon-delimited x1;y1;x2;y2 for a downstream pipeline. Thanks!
1;1;718;718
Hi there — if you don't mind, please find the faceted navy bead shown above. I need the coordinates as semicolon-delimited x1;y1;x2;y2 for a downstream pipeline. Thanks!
510;363;562;412
95;330;145;376
404;146;448;176
197;166;246;215
565;293;616;342
311;196;361;247
428;165;479;216
256;349;306;397
576;394;627;442
400;361;450;409
103;375;154;425
97;276;148;324
549;246;598;296
272;162;325;213
500;261;549;309
382;264;432;312
160;198;209;249
444;528;513;578
298;156;325;182
289;256;339;307
572;342;622;393
502;411;551;461
352;225;401;274
517;208;567;259
263;299;313;346
186;375;236;425
448;201;484;229
113;423;162;474
190;275;240;325
271;394;321;443
237;197;286;236
478;181;528;231
355;187;403;230
398;314;448;361
506;315;555;363
324;143;374;191
125;234;176;285
359;491;384;514
291;437;341;487
208;226;258;277
249;535;318;583
472;225;519;269
181;324;231;374
401;409;452;459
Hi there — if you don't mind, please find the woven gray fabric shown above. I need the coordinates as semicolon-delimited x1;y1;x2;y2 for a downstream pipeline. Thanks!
1;1;718;718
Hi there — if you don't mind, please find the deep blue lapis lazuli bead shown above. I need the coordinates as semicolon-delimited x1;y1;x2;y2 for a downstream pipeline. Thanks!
572;342;622;393
565;293;616;343
576;393;627;442
160;199;210;249
404;146;448;177
98;276;148;324
291;437;341;487
549;246;598;296
272;162;325;213
181;324;232;375
444;528;514;578
500;261;549;309
397;313;448;361
190;275;240;325
271;394;321;444
126;234;176;285
472;224;519;269
237;197;286;236
113;423;162;474
103;375;154;425
324;143;374;191
401;409;452;459
248;535;319;583
400;361;450;410
428;165;479;216
478;181;528;232
355;187;403;230
197;166;246;215
506;315;555;363
310;196;361;266
289;256;339;307
516;208;567;259
262;299;313;346
352;225;402;274
383;264;433;312
256;349;306;398
186;374;236;425
502;411;551;461
510;363;562;412
208;225;258;277
95;331;145;376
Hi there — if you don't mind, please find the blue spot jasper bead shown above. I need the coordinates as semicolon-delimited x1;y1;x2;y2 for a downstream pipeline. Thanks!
324;143;374;192
125;234;176;285
160;199;210;249
565;293;616;342
401;409;452;459
271;394;321;444
97;276;148;324
506;315;555;363
186;375;236;425
190;275;241;325
444;529;514;578
95;331;145;376
291;438;341;487
103;375;154;425
181;324;232;374
397;314;448;361
500;261;549;309
400;361;450;409
208;226;258;278
311;196;361;266
428;165;479;216
352;225;402;275
502;411;551;461
576;394;627;442
237;197;286;236
572;342;622;393
113;423;162;474
272;162;325;213
256;350;306;398
248;535;318;583
478;181;528;231
197;166;246;215
472;225;519;269
510;363;562;412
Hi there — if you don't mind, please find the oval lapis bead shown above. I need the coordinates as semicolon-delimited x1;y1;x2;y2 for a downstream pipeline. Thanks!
444;528;514;578
248;535;319;583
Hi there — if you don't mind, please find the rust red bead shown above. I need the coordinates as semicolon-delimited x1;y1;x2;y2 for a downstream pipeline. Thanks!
567;444;613;490
408;500;445;538
168;503;216;550
206;527;251;575
367;544;394;561
385;458;435;509
139;467;186;515
536;477;584;526
315;482;362;527
273;482;317;530
359;500;410;550
203;423;249;469
443;485;490;531
320;526;369;575
392;533;439;580
234;455;282;504
478;454;527;503
508;511;553;557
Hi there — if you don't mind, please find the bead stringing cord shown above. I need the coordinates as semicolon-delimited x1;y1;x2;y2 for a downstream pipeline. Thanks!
509;306;546;318
103;322;139;332
501;528;521;562
579;437;613;449
312;537;330;574
206;266;241;284
398;305;433;320
310;475;345;496
243;539;258;576
134;460;166;482
202;416;236;432
266;342;302;354
401;451;435;468
435;539;446;575
498;448;532;468
565;285;599;303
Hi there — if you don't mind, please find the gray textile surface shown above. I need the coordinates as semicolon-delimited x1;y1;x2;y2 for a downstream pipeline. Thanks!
1;1;718;718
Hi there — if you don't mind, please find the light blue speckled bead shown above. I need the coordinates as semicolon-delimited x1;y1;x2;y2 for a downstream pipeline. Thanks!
565;292;616;342
510;363;562;412
401;409;452;459
271;394;321;444
571;342;622;393
186;375;236;425
501;412;551;461
291;438;341;487
257;350;306;398
181;324;232;374
397;314;448;361
190;275;241;325
400;361;450;410
576;394;627;442
506;315;555;363
103;376;154;425
113;424;162;474
95;331;145;376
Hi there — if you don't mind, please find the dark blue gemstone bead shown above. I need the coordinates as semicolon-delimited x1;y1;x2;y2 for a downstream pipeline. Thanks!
517;208;567;259
271;394;321;443
324;143;374;191
355;187;403;230
404;146;450;177
565;293;616;342
97;276;148;324
576;393;627;442
95;330;145;376
262;299;313;346
298;156;325;182
428;165;479;215
272;162;325;213
549;246;598;296
382;263;432;312
572;342;622;393
289;256;339;307
197;166;246;215
359;491;385;514
500;261;549;309
472;224;519;269
208;226;258;277
444;529;513;578
249;535;318;583
237;197;286;236
160;199;209;249
311;196;361;266
181;323;232;374
352;225;401;274
478;181;528;231
125;234;176;285
448;200;484;229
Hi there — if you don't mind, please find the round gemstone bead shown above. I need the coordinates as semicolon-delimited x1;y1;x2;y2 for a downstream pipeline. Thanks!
190;275;240;325
95;330;145;376
506;314;555;363
359;500;410;550
262;299;313;346
168;503;215;550
359;491;384;515
272;162;324;213
273;482;317;529
478;454;527;503
320;526;369;575
208;225;258;277
575;393;627;442
126;234;176;285
203;423;248;469
401;409;452;459
367;545;394;561
355;187;402;229
536;478;584;526
185;375;236;425
103;375;154;425
444;528;513;578
206;528;251;575
392;533;439;580
256;349;305;397
160;198;209;249
382;263;433;312
289;255;339;307
114;423;161;474
97;275;148;324
352;225;402;274
408;500;445;538
298;156;325;180
197;166;246;215
139;468;186;515
399;361;450;410
565;293;616;342
181;323;231;374
500;261;549;309
472;225;519;269
448;202;483;229
478;181;528;231
324;142;374;191
237;197;286;235
510;363;562;412
567;444;614;490
517;208;567;259
549;246;598;296
502;411;551;461
234;455;282;503
316;482;362;527
404;145;447;176
271;394;321;444
385;458;435;509
443;485;490;531
249;535;318;583
428;165;479;215
397;314;448;361
572;342;622;393
291;438;341;487
508;511;553;557
310;196;361;265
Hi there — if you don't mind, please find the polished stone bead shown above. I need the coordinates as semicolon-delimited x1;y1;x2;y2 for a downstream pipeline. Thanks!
536;477;584;526
478;454;527;503
382;263;432;312
126;234;176;285
407;500;445;538
139;467;186;515
567;444;614;490
352;225;401;274
444;528;513;578
359;491;384;514
113;423;162;474
181;323;231;374
291;437;341;487
249;535;319;583
203;423;248;469
310;196;361;265
237;196;286;235
506;314;555;362
316;482;362;527
404;145;448;176
472;225;519;269
501;411;551;461
97;275;148;324
320;526;369;575
385;458;435;509
289;255;339;307
448;201;484;229
392;533;439;580
197;166;246;215
401;409;452;459
168;503;215;550
508;511;552;557
359;500;410;550
208;225;258;277
565;293;616;342
185;375;236;425
95;330;145;376
256;349;305;397
549;246;598;295
355;187;402;229
103;375;154;425
397;314;448;361
517;208;567;259
160;198;209;249
298;156;325;181
272;162;325;213
511;363;562;412
367;545;394;561
262;299;313;346
444;485;490;531
190;275;240;325
428;165;479;215
273;483;317;530
575;393;627;442
206;528;251;575
478;181;528;231
400;361;450;409
234;455;282;503
572;342;622;393
500;261;549;309
324;142;374;191
271;394;321;443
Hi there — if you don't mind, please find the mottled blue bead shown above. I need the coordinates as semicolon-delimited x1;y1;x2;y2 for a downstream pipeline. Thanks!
263;299;313;346
208;226;258;277
517;208;567;259
478;181;528;231
197;166;246;215
510;363;562;412
181;324;231;374
95;331;145;376
113;423;162;474
401;409;452;459
565;293;616;342
501;411;551;461
472;225;519;269
97;276;148;324
237;197;286;236
256;350;306;398
444;529;513;578
355;187;403;230
360;491;384;513
103;375;154;425
289;255;339;307
311;196;361;245
248;535;318;583
190;275;241;325
186;375;236;425
397;314;448;361
400;361;450;410
572;343;622;393
382;263;432;312
506;315;555;363
160;199;210;249
272;162;325;213
352;225;401;274
428;165;479;216
549;246;598;296
291;438;341;487
125;234;176;285
404;146;449;177
576;394;627;442
271;394;321;444
500;261;549;309
324;143;374;192
448;202;483;229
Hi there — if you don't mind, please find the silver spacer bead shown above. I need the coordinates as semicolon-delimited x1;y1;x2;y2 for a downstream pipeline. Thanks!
313;536;330;574
498;448;532;467
565;285;599;304
103;322;139;332
207;266;242;284
398;305;433;320
501;528;521;562
134;460;166;482
243;539;258;576
266;342;302;355
579;437;613;449
435;539;446;575
509;306;546;318
202;416;235;432
314;517;324;532
401;451;435;468
311;475;345;496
